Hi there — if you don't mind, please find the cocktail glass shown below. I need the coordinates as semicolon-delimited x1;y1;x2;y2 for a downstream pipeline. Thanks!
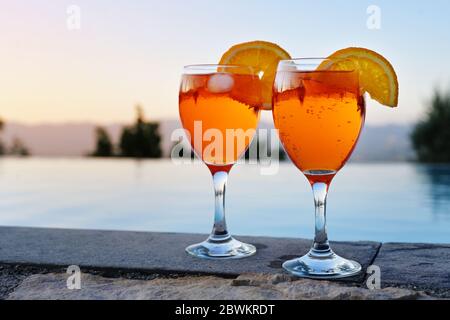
272;58;365;278
179;64;261;259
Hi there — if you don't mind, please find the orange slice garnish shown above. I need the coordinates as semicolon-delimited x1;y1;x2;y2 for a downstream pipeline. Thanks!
323;47;399;107
219;41;291;110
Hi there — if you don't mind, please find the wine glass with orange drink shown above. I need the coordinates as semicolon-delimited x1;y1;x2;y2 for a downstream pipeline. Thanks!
271;48;398;278
179;42;290;259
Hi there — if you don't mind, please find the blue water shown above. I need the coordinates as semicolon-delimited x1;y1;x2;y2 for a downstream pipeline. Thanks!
0;158;449;243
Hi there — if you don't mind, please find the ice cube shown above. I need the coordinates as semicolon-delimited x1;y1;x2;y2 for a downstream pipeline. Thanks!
207;74;234;93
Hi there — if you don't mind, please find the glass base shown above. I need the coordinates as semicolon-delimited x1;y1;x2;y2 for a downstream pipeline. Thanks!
185;236;256;259
282;249;362;279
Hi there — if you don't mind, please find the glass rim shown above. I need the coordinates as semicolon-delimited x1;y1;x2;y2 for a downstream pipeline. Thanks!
277;57;356;72
183;64;255;70
182;64;257;75
278;57;349;62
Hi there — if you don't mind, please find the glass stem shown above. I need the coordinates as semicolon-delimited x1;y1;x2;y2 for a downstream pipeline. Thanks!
209;171;231;242
311;182;331;254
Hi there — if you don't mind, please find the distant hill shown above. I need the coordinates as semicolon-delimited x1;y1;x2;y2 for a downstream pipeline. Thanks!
352;124;415;162
1;120;415;161
2;122;122;157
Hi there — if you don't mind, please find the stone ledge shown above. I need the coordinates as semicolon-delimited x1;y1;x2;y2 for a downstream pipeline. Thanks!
0;226;449;299
0;226;379;283
373;242;450;291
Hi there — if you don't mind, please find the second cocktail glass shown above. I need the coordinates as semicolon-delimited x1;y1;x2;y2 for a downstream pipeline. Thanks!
179;64;261;259
273;58;365;278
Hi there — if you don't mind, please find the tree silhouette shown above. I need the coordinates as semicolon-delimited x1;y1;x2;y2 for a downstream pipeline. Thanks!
411;89;450;162
244;135;288;162
92;126;113;157
9;137;30;156
0;119;31;157
279;145;288;161
171;140;195;159
119;105;162;158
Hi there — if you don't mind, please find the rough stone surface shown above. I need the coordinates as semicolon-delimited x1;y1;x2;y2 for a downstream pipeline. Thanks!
373;243;450;291
7;273;432;300
0;226;379;282
0;265;31;299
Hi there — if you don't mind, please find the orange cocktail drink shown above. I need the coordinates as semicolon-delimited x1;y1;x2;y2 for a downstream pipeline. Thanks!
178;41;291;260
273;68;365;184
179;65;261;259
272;58;365;278
272;46;399;279
179;70;260;173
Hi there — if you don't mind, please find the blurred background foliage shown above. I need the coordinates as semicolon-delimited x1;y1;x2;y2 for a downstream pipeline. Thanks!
92;105;162;158
411;89;450;162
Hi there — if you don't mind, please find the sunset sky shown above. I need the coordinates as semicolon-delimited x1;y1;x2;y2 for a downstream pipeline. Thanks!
1;0;450;125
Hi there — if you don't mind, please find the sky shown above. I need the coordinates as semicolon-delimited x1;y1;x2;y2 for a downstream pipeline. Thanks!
1;0;450;125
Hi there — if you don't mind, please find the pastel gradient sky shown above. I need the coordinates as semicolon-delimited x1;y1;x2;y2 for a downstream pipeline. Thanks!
1;0;449;125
